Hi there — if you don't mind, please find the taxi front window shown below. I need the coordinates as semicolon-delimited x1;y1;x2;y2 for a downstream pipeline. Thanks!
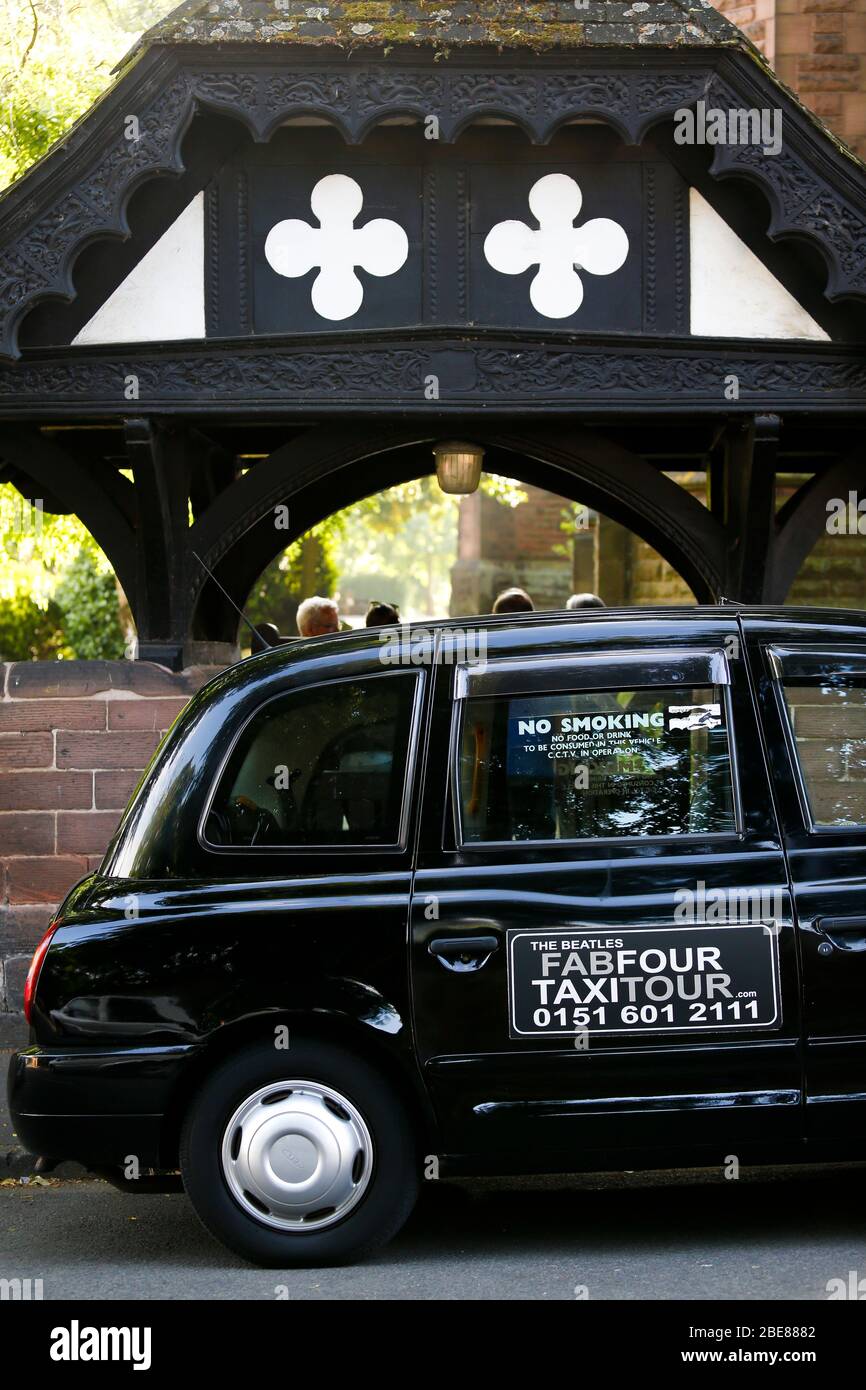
457;685;735;844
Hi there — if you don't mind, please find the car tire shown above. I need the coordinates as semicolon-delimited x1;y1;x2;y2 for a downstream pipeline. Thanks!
179;1038;419;1267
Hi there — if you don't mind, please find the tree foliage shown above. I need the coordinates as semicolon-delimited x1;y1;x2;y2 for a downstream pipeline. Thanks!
54;548;126;660
0;484;127;660
0;2;170;658
247;524;340;637
247;474;528;634
0;0;176;190
0;5;533;653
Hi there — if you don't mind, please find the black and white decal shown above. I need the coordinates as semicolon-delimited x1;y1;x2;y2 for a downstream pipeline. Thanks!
508;924;781;1039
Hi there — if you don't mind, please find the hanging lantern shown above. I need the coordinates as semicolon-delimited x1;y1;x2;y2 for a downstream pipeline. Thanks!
433;440;485;495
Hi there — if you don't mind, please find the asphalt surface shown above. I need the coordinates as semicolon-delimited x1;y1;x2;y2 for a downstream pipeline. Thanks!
2;1164;865;1300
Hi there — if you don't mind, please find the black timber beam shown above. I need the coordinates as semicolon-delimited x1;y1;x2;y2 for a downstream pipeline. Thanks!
0;426;137;600
124;419;191;669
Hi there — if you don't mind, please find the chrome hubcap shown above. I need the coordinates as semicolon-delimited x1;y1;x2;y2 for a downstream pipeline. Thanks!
220;1081;373;1232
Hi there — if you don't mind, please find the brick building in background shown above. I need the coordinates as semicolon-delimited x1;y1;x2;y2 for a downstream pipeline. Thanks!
714;0;866;159
453;474;866;615
452;2;866;614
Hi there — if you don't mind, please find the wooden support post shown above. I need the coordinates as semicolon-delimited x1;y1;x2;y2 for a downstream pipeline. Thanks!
720;414;780;603
124;419;191;669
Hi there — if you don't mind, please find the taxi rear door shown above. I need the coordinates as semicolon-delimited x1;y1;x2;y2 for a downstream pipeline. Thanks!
410;616;802;1166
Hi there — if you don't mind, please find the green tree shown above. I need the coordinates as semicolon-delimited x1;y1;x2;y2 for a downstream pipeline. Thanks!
247;525;340;637
0;0;176;190
246;474;528;634
0;483;128;660
0;591;65;661
54;548;126;659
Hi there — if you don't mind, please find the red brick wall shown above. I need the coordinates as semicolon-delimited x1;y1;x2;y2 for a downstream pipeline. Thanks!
451;485;575;613
0;661;222;1044
714;0;777;58
713;0;866;157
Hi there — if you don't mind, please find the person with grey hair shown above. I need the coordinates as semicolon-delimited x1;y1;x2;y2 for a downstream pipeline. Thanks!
296;596;340;637
566;592;605;610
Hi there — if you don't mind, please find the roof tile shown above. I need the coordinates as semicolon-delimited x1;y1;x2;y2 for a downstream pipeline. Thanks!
137;0;742;53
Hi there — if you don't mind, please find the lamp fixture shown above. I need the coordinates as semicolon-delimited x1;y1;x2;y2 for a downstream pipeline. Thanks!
432;440;485;495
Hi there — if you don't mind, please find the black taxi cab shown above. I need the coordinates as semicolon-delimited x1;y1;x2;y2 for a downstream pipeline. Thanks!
8;606;866;1266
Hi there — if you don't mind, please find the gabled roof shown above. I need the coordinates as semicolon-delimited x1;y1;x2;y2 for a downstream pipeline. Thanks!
129;1;743;61
1;0;865;366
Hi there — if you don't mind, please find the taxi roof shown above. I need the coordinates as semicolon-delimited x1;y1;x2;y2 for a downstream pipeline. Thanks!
233;603;866;682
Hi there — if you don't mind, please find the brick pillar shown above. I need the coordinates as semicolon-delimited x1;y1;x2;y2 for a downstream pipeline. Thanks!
0;660;224;1045
595;515;632;606
572;512;598;595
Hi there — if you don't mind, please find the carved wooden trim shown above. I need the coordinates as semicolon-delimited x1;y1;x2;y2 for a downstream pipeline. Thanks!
1;47;865;360
204;180;220;337
2;331;864;416
644;163;657;334
236;168;250;336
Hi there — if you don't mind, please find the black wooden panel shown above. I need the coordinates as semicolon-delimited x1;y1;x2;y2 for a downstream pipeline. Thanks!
642;161;689;336
248;160;423;334
207;126;692;339
468;159;642;333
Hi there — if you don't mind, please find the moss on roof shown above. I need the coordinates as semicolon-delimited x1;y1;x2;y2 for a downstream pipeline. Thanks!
135;0;743;56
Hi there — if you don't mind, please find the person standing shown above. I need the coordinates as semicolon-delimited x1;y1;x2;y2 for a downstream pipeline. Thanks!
566;593;605;609
296;596;340;636
365;601;401;627
492;587;534;614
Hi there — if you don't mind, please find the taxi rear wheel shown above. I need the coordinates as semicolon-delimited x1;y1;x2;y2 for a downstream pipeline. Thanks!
179;1038;419;1266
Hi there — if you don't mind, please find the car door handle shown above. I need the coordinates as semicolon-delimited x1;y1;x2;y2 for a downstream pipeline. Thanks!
428;935;500;972
816;916;866;952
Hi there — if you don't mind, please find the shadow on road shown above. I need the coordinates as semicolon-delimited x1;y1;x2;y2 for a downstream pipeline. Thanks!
387;1165;866;1262
6;1164;863;1275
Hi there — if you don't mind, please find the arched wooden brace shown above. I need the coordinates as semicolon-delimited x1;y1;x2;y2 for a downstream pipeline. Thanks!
187;427;439;643
186;422;727;645
771;451;866;604
713;415;781;604
0;426;137;602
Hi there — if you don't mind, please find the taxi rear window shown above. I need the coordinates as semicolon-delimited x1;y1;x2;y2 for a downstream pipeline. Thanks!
455;675;736;845
771;647;866;829
204;672;421;849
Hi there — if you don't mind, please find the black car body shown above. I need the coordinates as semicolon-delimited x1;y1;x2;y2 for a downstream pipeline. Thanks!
9;607;866;1264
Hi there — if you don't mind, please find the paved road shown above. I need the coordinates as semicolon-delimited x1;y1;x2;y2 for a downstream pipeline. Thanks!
2;1165;864;1300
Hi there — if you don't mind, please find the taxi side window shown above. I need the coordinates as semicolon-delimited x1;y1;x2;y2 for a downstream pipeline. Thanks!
205;673;420;848
780;677;866;828
457;684;735;844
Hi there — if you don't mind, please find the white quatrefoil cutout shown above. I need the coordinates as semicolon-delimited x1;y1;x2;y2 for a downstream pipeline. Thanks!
264;174;409;321
484;173;629;319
